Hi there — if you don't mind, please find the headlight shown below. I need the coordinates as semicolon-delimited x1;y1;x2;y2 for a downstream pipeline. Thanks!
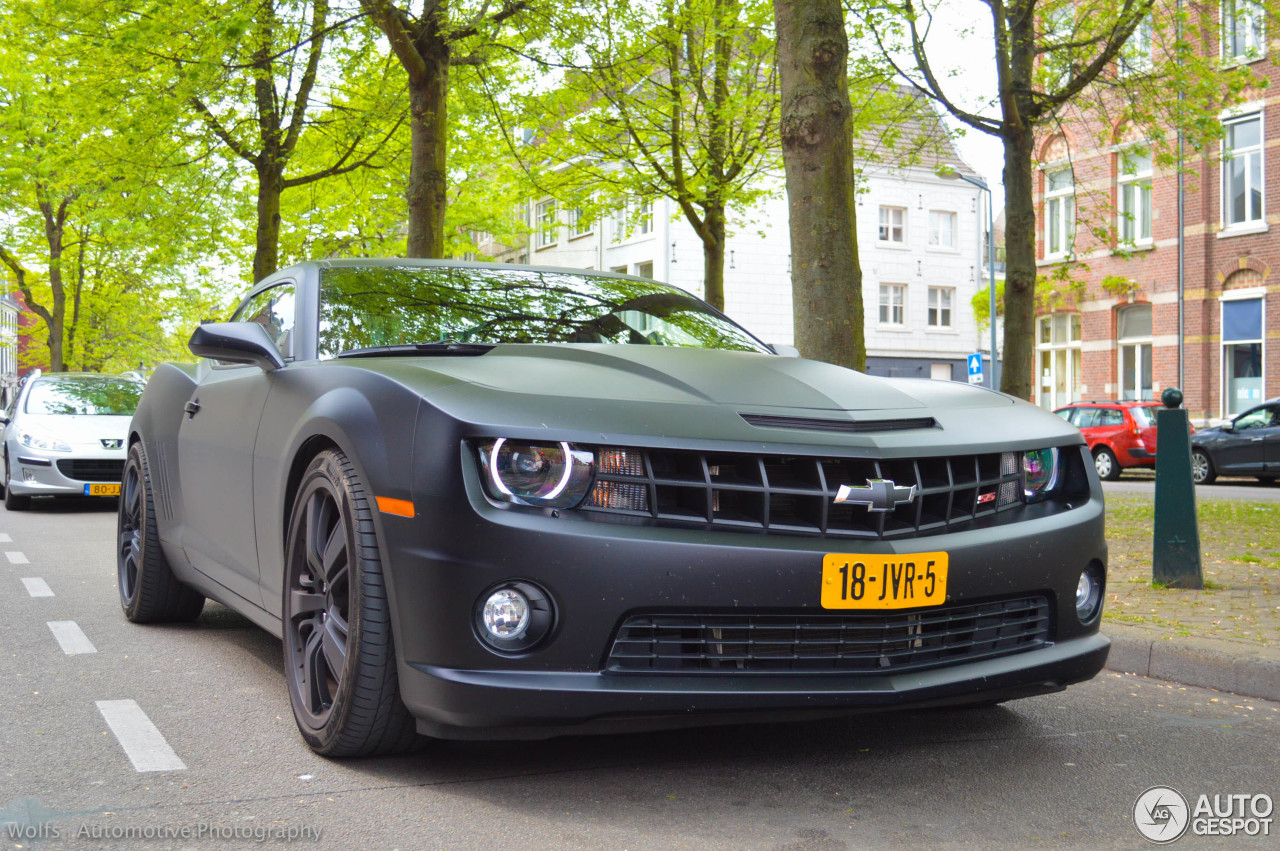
478;439;595;508
19;430;72;452
1022;447;1060;502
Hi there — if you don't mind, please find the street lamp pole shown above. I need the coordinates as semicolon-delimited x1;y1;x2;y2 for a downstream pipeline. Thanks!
949;173;999;391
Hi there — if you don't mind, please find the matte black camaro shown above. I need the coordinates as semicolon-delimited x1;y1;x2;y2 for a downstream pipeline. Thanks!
119;259;1109;757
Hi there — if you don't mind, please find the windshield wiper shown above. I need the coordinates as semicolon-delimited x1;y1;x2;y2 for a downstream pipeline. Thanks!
337;341;496;358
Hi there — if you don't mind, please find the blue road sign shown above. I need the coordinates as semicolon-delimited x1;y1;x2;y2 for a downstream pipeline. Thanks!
967;353;984;385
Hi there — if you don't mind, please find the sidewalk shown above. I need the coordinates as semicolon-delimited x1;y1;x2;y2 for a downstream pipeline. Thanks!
1100;480;1280;703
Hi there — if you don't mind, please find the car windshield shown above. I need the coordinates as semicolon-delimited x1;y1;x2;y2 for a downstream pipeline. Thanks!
318;265;770;358
1130;406;1156;427
23;377;143;416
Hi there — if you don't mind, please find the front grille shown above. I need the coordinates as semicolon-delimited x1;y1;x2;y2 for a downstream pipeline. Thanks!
740;413;939;433
57;459;125;483
607;596;1051;673
583;448;1025;540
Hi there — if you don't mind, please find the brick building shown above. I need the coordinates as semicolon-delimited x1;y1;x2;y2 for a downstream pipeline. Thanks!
1033;6;1279;424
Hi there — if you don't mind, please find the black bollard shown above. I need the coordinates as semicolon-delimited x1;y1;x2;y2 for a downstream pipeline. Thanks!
1152;387;1203;589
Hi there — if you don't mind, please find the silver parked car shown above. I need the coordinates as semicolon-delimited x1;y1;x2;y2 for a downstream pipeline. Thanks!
1;371;145;510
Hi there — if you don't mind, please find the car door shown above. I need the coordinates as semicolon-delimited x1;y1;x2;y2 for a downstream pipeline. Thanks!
1216;404;1272;475
178;283;296;606
1259;404;1280;473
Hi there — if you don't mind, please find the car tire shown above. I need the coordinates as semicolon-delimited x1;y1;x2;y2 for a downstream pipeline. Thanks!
3;456;31;511
1257;476;1277;485
117;442;205;622
282;449;422;758
1093;447;1120;481
1191;449;1216;485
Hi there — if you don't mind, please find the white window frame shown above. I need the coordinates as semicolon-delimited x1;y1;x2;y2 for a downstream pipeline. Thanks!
928;210;956;249
1222;112;1264;230
1043;167;1075;259
568;206;592;239
878;206;906;244
1117;304;1154;401
879;284;906;326
1220;289;1267;418
927;286;954;328
1119;15;1154;76
1035;313;1083;410
637;199;654;235
1222;0;1266;64
1117;148;1153;246
536;199;558;248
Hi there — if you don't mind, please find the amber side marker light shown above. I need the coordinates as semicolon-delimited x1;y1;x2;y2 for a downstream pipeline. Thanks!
376;496;415;518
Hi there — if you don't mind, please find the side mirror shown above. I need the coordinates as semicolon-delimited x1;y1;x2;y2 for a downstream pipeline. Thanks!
189;322;285;372
1222;422;1235;432
770;343;801;358
0;413;9;426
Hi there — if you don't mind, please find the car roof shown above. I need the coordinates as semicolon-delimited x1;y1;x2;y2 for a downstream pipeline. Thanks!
1053;400;1160;410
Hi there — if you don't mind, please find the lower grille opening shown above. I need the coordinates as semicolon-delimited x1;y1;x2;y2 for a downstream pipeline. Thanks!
606;595;1051;674
56;459;126;483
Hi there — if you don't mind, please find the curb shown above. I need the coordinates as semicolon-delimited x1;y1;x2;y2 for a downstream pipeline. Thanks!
1105;632;1280;704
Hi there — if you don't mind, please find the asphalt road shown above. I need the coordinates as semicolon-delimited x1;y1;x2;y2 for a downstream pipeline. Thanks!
2;500;1278;850
1103;474;1280;502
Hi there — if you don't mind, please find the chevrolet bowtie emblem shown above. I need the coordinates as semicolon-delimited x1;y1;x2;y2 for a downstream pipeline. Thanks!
834;479;917;512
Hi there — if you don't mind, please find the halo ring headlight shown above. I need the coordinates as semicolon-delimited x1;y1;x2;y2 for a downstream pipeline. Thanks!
479;439;595;509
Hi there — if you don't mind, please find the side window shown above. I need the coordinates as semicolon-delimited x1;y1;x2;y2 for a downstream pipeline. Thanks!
231;283;296;360
1234;406;1273;430
1055;407;1075;422
1098;408;1124;427
1073;408;1099;428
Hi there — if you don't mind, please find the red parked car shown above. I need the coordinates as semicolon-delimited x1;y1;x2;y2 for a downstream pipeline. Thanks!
1053;401;1189;480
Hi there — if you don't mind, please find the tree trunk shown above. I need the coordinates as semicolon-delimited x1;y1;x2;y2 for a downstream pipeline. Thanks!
41;205;67;372
253;160;284;282
773;0;864;371
405;49;449;258
702;205;726;310
1001;128;1037;400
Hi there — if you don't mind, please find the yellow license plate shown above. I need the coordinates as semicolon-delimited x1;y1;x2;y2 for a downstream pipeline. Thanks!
821;552;948;609
84;483;121;497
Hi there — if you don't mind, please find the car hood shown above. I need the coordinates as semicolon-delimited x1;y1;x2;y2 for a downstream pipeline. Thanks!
348;345;1080;454
387;344;1005;411
13;414;132;447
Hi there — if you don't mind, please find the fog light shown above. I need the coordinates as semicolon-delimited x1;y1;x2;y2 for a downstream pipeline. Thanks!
23;468;36;483
474;581;554;653
1075;566;1103;623
482;588;530;640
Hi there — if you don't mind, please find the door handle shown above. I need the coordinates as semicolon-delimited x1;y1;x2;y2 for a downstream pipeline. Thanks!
184;400;201;419
1250;436;1265;442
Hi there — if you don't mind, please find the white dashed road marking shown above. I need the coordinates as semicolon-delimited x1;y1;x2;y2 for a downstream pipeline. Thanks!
47;621;97;655
96;700;187;772
21;577;54;597
0;533;12;542
6;551;29;564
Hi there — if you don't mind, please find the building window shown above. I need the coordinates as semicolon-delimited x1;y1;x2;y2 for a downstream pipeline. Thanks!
636;261;654;279
637;200;654;235
1222;0;1265;63
1117;149;1152;245
1223;113;1263;228
1222;296;1264;415
927;287;954;327
928;211;956;248
1044;168;1074;258
879;284;905;325
536;200;558;247
1119;15;1154;75
568;207;592;238
1036;313;1082;410
1117;304;1153;401
878;206;906;243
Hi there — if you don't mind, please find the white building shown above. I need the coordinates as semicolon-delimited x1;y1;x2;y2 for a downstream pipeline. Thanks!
484;103;989;381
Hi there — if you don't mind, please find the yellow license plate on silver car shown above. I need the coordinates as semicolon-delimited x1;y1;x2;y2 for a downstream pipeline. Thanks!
820;552;948;609
84;483;121;496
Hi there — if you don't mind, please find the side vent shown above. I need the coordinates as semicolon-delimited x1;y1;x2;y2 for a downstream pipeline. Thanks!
740;413;938;434
152;441;174;521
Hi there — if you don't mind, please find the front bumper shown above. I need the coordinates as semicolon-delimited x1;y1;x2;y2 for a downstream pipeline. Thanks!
6;446;125;497
382;442;1109;740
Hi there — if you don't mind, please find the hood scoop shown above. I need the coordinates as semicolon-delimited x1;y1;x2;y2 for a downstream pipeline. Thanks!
740;413;939;433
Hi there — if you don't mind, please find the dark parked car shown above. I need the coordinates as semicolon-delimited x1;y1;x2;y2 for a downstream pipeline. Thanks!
1190;399;1280;484
1053;400;1170;480
118;260;1109;757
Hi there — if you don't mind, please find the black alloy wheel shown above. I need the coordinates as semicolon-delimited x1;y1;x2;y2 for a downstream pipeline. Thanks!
282;449;420;757
117;442;204;622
